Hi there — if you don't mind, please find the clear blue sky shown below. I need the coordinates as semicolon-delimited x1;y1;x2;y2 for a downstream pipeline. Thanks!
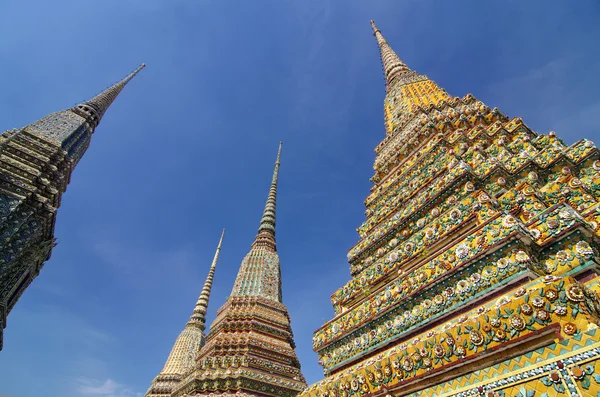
1;1;599;396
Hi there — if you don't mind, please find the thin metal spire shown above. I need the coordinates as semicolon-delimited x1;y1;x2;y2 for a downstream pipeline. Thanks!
252;142;282;251
187;229;225;331
370;21;411;89
72;63;146;127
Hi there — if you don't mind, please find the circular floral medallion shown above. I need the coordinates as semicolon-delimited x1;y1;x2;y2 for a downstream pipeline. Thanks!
350;380;359;391
456;279;471;294
405;243;414;253
389;252;399;263
412;305;423;317
543;260;557;274
515;287;527;297
367;372;375;383
389;238;399;248
469;330;484;346
532;297;546;308
383;365;392;377
549;371;561;383
521;303;533;315
509;315;526;331
495;329;506;340
431;207;440;217
434;294;445;306
450;209;461;220
566;285;584;302
455;244;469;259
479;193;490;203
482;265;498;279
527;172;538;181
444;287;455;297
563;322;577;335
502;215;517;228
535;309;550;321
433;344;445;358
377;248;385;257
455;345;466;357
361;383;369;393
401;358;414;371
497;258;509;269
471;273;482;284
559;208;575;220
575;241;593;256
422;299;433;310
425;228;436;240
394;316;404;327
548;219;559;229
571;366;585;380
490;317;501;328
497;177;506;186
516;250;530;263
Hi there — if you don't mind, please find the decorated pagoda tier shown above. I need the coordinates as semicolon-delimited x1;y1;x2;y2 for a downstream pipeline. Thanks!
0;64;145;351
299;22;600;397
171;143;307;397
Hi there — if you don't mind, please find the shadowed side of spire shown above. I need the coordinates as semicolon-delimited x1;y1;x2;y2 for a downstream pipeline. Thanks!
72;63;145;128
187;229;225;331
252;141;282;251
370;20;412;89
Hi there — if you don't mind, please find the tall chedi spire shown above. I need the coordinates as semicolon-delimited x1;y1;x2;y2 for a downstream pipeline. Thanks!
298;20;600;397
171;143;307;397
146;230;225;397
370;20;413;89
251;141;282;251
0;64;144;351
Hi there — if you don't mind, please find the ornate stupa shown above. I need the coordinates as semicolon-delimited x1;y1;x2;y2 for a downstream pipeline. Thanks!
166;142;307;397
299;21;600;397
146;229;226;397
0;64;145;350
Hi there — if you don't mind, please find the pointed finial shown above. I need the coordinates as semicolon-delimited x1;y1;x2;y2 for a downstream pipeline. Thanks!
72;63;146;128
187;229;225;331
369;21;411;89
252;142;282;251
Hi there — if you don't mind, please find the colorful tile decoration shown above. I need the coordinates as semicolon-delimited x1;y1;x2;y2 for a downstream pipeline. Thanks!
297;21;600;397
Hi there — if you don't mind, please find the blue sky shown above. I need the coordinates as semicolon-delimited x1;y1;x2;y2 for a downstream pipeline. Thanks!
1;0;599;396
